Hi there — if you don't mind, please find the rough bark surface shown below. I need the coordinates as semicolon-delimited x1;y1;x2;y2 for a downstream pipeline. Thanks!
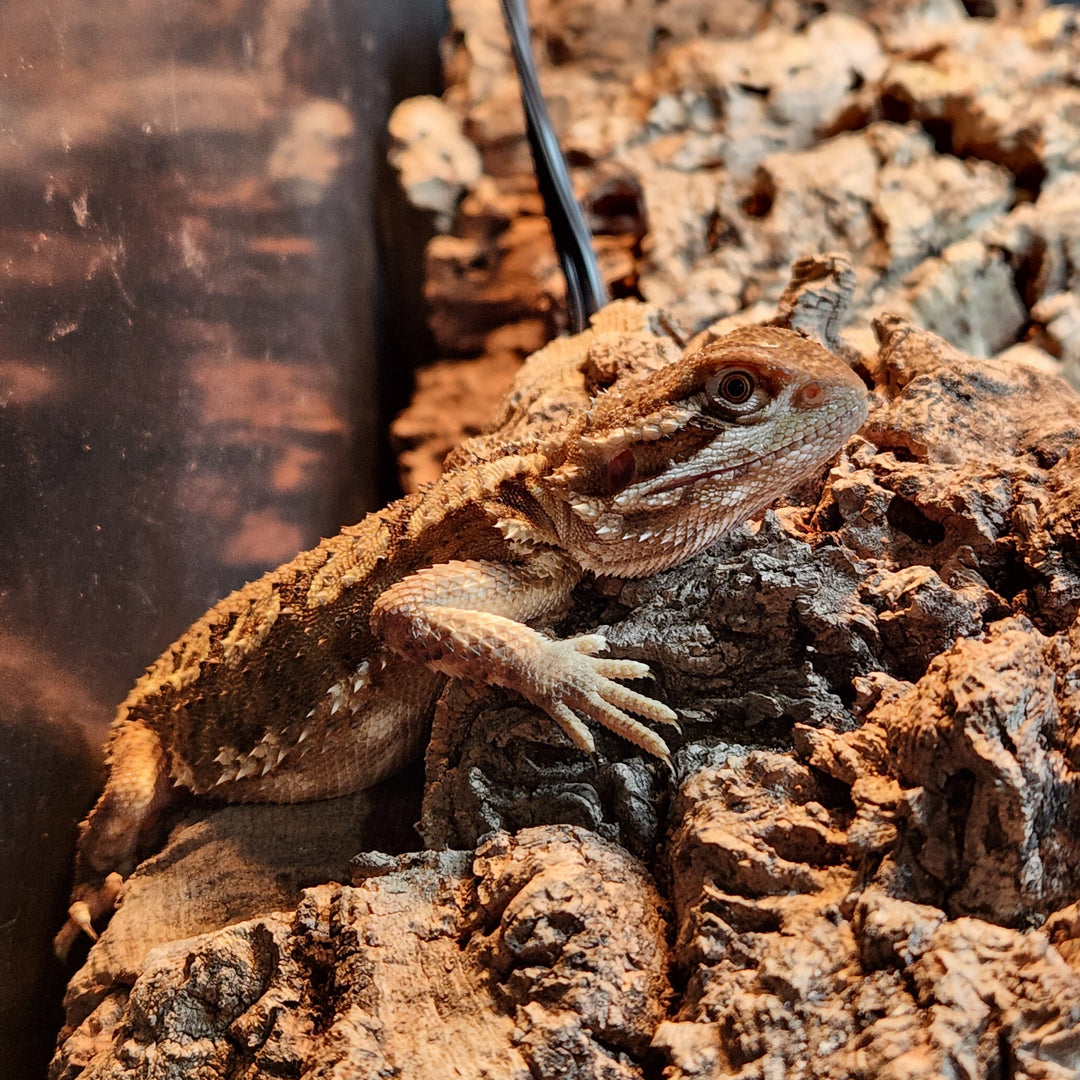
390;0;1080;489
55;828;670;1080
52;300;1080;1077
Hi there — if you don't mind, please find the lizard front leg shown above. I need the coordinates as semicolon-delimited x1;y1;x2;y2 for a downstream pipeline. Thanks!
369;549;678;762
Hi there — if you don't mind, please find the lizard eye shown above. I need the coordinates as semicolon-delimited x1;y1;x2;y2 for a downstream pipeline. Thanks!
705;368;770;420
714;370;754;403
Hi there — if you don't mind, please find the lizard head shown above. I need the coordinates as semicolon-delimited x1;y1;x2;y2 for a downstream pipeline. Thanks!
541;325;869;577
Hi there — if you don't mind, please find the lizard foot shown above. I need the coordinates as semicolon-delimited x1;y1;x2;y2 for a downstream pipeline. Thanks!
536;633;679;765
53;872;124;959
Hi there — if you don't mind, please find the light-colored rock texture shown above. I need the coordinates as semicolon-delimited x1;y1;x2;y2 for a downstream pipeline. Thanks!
53;286;1080;1077
390;0;1080;489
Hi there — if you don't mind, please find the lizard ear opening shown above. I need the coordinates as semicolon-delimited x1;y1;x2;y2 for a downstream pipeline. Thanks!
606;448;637;494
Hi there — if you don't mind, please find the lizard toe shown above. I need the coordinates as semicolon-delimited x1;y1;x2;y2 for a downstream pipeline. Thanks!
589;657;653;682
567;633;608;655
548;701;597;753
53;872;125;959
67;901;99;941
600;680;681;728
575;691;673;762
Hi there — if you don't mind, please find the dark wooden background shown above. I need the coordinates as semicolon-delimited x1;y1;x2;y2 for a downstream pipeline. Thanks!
0;2;447;1073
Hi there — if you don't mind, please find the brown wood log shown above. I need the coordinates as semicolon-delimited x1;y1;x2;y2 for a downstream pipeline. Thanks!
51;287;1080;1077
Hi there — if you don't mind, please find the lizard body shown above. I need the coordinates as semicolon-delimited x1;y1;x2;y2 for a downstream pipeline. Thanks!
60;298;868;952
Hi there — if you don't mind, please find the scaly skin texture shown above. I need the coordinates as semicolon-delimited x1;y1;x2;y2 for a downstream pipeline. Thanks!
58;297;868;954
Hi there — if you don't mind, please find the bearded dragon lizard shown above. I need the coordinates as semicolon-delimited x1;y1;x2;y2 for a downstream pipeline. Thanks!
57;292;868;954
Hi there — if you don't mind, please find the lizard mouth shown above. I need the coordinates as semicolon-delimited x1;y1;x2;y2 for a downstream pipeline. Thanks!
646;458;756;496
640;409;863;497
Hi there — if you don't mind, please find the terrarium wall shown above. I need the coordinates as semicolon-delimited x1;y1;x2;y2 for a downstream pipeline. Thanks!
0;1;446;1074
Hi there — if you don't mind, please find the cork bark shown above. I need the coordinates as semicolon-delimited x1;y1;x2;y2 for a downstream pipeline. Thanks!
52;295;1080;1078
390;0;1080;489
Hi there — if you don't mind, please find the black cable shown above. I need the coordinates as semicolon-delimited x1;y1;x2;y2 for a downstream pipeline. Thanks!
500;0;608;332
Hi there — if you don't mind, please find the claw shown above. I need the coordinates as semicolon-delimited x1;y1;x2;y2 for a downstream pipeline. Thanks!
53;872;126;960
550;701;597;753
67;901;99;941
54;904;98;960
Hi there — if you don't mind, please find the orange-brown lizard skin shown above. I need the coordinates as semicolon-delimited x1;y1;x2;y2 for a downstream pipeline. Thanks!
57;293;868;954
